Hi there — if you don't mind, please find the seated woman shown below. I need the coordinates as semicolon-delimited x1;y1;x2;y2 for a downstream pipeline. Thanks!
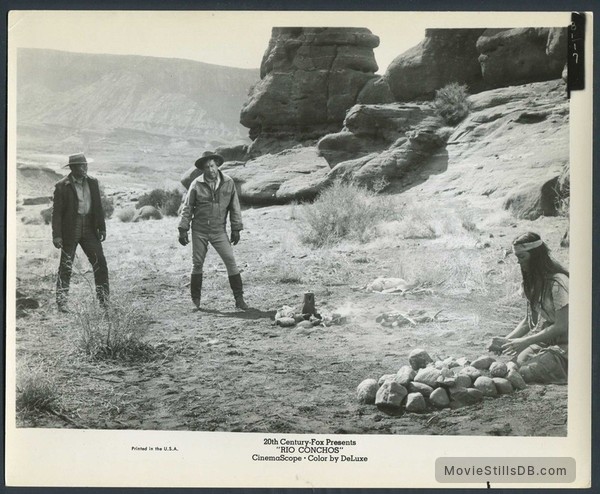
501;232;569;384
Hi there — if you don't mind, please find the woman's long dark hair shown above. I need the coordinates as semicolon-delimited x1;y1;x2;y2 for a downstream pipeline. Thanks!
513;232;569;313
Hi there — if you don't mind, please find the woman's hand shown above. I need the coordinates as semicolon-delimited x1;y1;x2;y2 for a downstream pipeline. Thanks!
502;337;530;356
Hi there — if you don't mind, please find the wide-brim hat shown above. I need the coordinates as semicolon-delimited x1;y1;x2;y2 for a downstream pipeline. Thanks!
64;153;93;168
195;151;224;169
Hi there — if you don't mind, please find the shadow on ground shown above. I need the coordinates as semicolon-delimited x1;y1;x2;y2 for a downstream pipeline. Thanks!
197;307;276;320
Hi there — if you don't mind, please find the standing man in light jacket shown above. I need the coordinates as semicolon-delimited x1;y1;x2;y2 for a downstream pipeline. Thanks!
52;153;109;312
178;151;248;310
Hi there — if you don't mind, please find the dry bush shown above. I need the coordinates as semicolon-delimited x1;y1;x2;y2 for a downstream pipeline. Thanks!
68;292;156;362
99;186;115;219
433;83;473;126
117;207;136;223
137;188;182;217
16;362;60;413
301;180;398;247
380;202;476;240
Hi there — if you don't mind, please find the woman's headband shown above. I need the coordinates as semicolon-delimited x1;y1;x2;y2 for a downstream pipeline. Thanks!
512;239;543;254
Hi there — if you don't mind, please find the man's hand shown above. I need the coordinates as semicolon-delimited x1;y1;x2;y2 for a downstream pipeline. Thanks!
178;228;189;246
230;230;240;245
53;237;63;249
98;231;106;242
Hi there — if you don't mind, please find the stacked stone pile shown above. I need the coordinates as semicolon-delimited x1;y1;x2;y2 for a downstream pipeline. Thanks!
356;348;527;415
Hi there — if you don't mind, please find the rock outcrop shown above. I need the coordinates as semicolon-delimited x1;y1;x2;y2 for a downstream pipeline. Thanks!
240;28;380;158
477;28;566;88
221;147;330;205
317;103;437;166
384;29;486;102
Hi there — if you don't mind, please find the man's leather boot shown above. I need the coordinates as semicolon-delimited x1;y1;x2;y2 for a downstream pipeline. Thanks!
228;273;248;310
191;273;202;309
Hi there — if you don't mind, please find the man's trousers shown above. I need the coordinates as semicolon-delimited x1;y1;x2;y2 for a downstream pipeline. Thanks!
56;214;109;305
191;229;239;276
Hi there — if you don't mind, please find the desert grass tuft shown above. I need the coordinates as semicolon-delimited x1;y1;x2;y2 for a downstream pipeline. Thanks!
68;292;156;362
433;83;473;126
16;363;61;413
300;180;398;247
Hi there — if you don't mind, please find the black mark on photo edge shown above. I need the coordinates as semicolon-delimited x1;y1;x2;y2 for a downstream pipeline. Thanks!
567;12;585;97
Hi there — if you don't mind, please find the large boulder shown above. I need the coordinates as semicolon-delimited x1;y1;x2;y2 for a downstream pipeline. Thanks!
356;76;395;104
476;28;566;88
324;117;446;188
240;28;380;157
132;205;162;222
221;147;330;205
503;174;566;220
384;28;485;101
215;144;249;163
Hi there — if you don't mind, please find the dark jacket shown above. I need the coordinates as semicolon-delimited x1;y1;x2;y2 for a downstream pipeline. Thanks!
178;171;243;234
51;174;106;243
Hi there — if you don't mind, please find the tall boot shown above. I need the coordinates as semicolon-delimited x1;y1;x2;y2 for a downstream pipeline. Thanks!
228;273;248;310
191;273;203;309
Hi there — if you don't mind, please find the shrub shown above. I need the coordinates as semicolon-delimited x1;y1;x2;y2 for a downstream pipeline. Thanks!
433;83;472;126
137;188;183;216
69;293;156;362
117;207;136;223
99;186;114;219
301;180;397;247
16;363;60;413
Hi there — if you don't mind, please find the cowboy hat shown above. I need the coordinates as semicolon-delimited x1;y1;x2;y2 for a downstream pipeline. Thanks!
194;151;224;169
63;153;93;168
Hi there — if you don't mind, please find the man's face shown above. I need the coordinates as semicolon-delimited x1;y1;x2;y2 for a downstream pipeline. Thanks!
202;159;219;181
70;163;88;179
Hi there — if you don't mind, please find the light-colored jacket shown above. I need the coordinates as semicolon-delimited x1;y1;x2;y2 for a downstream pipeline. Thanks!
178;171;243;233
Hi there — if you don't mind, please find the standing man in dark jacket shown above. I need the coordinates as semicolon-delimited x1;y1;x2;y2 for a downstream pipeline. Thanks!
52;153;109;311
178;151;248;310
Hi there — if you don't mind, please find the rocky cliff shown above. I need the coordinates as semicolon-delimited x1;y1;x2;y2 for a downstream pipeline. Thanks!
239;28;380;158
226;27;569;220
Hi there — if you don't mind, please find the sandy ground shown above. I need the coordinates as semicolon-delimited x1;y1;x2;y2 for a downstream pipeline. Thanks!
13;198;569;436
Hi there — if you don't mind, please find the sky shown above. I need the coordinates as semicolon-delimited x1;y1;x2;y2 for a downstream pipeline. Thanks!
8;10;569;74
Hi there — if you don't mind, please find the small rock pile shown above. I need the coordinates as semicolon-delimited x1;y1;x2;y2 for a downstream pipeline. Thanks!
356;348;527;415
274;305;346;329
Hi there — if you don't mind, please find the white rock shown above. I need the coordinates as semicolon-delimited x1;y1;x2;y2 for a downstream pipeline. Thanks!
449;386;483;409
434;360;445;370
489;361;508;378
473;376;498;397
471;356;496;370
429;387;450;408
506;361;520;372
356;379;378;404
506;369;527;390
396;365;416;386
458;366;482;381
409;349;433;370
440;367;454;378
456;357;471;366
378;374;396;387
493;377;514;394
414;367;442;388
454;374;472;388
405;392;427;413
375;381;408;414
443;357;460;368
277;317;296;327
407;381;434;397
